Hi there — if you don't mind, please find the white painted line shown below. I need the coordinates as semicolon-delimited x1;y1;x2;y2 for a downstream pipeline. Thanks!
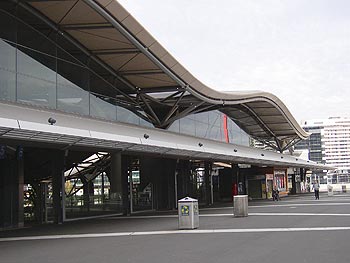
201;213;350;217
271;199;350;203
249;213;350;216
249;203;350;208
200;202;350;211
103;212;350;220
2;226;350;242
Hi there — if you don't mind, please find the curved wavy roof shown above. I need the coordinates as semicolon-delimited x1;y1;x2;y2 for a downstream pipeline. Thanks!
24;0;309;152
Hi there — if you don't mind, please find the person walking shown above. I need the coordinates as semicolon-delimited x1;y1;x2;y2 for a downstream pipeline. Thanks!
272;187;280;201
313;180;320;200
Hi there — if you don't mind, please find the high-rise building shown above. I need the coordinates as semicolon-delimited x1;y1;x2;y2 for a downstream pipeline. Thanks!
296;117;350;183
295;124;323;164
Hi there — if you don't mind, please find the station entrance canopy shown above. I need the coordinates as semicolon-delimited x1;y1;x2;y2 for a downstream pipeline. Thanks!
0;108;331;170
21;0;309;152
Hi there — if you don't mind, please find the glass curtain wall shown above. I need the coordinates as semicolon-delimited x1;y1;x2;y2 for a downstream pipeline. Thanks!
0;7;150;126
0;5;249;146
169;111;250;146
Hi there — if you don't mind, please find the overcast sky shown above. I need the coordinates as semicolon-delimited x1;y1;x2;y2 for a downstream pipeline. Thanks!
118;0;350;123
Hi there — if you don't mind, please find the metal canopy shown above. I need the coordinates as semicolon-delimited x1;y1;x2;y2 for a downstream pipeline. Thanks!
0;114;332;170
19;0;310;152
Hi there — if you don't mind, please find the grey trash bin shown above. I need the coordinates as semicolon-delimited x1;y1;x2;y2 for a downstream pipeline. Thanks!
178;197;199;229
233;195;248;217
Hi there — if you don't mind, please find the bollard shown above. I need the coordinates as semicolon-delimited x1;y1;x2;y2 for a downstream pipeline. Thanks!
327;185;333;196
342;185;347;193
233;195;248;217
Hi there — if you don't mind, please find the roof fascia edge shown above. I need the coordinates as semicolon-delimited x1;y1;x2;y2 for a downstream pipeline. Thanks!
187;87;310;140
84;0;308;140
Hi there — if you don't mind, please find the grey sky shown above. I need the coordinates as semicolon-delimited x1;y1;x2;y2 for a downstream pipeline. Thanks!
118;0;350;122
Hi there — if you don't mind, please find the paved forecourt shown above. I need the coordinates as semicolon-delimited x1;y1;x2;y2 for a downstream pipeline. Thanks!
1;193;350;263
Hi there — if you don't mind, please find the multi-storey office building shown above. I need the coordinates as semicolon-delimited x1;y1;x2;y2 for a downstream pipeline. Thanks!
296;117;350;184
0;0;330;229
295;125;323;164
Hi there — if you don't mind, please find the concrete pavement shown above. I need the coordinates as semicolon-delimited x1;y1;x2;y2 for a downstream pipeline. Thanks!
1;193;350;263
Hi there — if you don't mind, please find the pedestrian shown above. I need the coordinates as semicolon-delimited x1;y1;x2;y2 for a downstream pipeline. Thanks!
275;188;280;201
313;180;320;200
272;187;280;201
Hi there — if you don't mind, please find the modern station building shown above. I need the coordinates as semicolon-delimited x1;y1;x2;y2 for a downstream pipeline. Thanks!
0;0;331;229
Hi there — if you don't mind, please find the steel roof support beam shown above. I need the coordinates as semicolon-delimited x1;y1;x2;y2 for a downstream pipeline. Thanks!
274;138;283;153
119;70;164;76
280;136;302;152
162;101;205;127
67;178;78;196
253;137;280;152
160;90;184;102
121;86;183;96
139;94;161;126
60;23;113;30
138;92;169;106
161;91;186;126
91;48;141;55
240;104;277;139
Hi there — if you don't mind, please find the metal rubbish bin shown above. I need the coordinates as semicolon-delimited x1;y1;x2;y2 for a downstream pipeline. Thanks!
178;197;199;229
233;195;248;217
327;185;334;196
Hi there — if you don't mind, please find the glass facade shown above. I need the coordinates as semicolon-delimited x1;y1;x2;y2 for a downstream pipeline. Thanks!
169;111;249;146
0;5;249;146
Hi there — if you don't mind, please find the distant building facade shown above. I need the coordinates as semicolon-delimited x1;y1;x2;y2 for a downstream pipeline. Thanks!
296;117;350;183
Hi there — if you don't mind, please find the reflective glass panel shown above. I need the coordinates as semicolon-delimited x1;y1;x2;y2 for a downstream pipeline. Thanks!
17;74;56;107
208;123;223;141
139;117;153;128
116;106;140;125
168;120;180;133
195;112;209;123
179;117;196;136
57;60;89;115
0;39;16;101
209;111;222;126
90;94;117;121
0;69;16;102
57;81;89;115
17;46;57;107
0;40;16;71
195;121;209;138
17;47;56;82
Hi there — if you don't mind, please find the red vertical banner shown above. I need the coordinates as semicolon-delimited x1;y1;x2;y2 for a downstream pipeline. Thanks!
223;114;229;143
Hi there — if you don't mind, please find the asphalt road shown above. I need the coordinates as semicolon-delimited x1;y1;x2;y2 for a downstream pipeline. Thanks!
2;193;350;263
